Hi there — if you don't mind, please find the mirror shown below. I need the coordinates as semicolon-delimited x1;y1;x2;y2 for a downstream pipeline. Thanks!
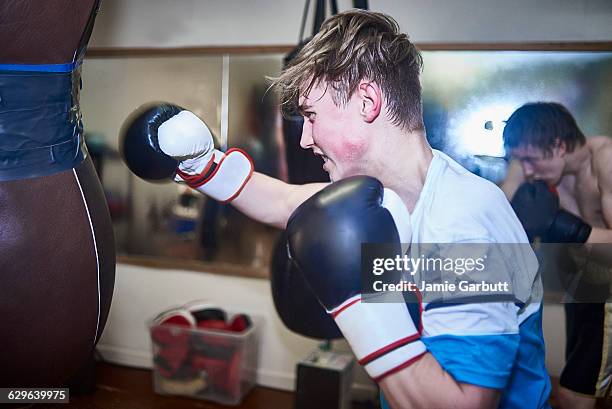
420;50;612;182
80;48;612;277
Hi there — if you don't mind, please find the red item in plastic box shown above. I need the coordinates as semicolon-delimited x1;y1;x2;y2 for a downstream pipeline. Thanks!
191;350;241;396
229;314;252;332
151;308;196;377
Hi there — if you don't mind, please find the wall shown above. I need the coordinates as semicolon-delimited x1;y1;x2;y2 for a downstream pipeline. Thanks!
89;0;612;48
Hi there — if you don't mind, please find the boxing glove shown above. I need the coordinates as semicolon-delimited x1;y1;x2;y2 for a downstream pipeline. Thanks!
191;352;240;396
228;314;251;333
286;176;426;382
511;180;592;243
121;104;183;181
151;308;196;378
121;103;253;202
271;230;343;340
187;305;229;331
184;306;242;397
184;304;233;352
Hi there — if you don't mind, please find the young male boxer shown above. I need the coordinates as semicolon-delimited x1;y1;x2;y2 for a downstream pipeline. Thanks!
122;10;549;408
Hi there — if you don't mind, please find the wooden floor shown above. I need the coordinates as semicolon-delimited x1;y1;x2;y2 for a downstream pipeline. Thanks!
37;363;295;409
26;362;612;409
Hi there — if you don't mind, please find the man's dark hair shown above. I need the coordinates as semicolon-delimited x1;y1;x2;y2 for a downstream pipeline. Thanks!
503;102;586;157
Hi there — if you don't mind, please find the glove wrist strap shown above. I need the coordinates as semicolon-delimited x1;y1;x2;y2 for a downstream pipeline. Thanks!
176;148;254;203
329;294;426;382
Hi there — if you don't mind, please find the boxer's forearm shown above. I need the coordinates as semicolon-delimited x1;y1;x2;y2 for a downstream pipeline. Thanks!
232;172;327;228
499;159;525;200
581;227;612;268
380;354;500;409
586;227;612;244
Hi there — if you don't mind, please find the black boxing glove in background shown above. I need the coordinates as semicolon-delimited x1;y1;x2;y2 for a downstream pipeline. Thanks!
511;181;592;243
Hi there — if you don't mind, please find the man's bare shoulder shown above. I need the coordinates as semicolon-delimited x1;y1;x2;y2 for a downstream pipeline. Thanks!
588;135;612;154
590;136;612;188
590;136;612;165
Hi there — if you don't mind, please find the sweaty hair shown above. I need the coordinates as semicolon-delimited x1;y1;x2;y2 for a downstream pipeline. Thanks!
503;102;586;156
273;10;424;132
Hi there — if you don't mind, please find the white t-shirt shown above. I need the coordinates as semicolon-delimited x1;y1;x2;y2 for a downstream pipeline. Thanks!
393;149;550;409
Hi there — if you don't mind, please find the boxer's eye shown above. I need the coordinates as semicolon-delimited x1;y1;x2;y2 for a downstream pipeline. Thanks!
305;112;316;122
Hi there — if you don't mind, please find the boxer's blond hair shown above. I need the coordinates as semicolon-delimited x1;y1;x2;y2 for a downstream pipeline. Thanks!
274;10;424;132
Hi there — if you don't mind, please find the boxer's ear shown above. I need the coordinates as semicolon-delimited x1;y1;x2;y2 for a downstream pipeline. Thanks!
357;80;382;123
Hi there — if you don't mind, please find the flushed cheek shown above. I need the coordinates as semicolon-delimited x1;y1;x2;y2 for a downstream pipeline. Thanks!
328;138;368;162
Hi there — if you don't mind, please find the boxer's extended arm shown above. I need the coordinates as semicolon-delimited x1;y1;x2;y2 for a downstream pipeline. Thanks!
120;104;327;228
381;355;500;409
232;173;327;229
159;110;327;227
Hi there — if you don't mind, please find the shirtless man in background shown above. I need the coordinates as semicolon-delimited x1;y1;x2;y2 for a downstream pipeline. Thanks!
501;102;612;409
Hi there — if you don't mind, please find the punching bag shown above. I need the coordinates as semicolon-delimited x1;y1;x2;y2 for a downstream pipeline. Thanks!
0;0;115;387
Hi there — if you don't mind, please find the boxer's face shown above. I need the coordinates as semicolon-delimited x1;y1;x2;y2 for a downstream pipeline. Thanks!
298;83;369;182
509;143;566;185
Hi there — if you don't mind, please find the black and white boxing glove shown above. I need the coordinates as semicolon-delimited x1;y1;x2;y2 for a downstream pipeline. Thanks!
121;103;253;202
286;176;426;382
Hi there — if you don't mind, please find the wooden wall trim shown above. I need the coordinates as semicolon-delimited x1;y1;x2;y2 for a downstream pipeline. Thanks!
417;42;612;51
86;45;294;57
117;255;269;279
86;42;612;58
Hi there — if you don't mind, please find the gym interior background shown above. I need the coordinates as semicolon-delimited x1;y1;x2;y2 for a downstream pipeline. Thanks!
73;0;612;403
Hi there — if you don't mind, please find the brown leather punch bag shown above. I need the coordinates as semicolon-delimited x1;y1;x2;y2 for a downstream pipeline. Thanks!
0;0;115;387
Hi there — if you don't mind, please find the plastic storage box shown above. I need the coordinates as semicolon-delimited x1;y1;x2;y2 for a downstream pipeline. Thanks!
149;316;260;405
